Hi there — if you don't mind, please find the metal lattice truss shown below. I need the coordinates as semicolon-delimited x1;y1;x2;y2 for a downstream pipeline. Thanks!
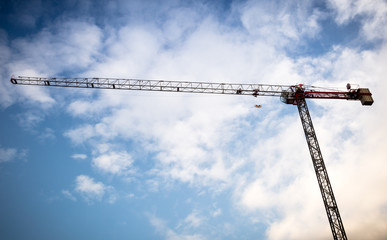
10;76;292;97
296;96;347;240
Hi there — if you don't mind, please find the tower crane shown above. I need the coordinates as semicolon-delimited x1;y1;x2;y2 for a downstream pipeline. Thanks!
10;76;373;240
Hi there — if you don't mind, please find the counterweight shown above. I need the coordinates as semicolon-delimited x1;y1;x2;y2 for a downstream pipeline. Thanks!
10;76;373;240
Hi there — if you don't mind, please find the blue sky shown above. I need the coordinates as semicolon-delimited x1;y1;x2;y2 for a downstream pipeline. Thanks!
1;0;387;239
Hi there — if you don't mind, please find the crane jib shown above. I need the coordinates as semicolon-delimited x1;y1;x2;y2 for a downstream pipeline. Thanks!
10;76;291;97
10;76;373;105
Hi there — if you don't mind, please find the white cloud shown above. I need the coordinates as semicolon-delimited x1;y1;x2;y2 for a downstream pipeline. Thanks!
240;179;276;210
62;190;77;201
10;20;102;74
1;74;54;110
38;128;56;141
211;208;222;218
64;124;97;144
65;94;250;188
17;110;45;131
74;175;107;202
65;175;117;203
16;85;55;107
84;25;162;78
0;146;27;163
0;19;102;109
238;1;322;47
183;211;204;229
149;214;207;240
328;0;387;40
71;153;87;160
0;81;14;109
0;147;18;163
162;7;200;44
0;31;17;108
92;150;134;175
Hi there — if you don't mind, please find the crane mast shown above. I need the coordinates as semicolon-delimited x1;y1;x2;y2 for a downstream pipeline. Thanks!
296;94;347;240
10;76;373;240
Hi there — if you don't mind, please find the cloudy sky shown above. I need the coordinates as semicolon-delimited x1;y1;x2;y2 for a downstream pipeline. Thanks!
1;0;386;239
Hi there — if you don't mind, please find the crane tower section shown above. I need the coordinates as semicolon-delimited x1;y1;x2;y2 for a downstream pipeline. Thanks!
295;89;347;240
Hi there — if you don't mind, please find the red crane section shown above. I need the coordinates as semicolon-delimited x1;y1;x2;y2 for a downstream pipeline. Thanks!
280;84;373;105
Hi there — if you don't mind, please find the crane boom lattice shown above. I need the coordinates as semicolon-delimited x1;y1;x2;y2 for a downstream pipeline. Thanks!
9;76;290;97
